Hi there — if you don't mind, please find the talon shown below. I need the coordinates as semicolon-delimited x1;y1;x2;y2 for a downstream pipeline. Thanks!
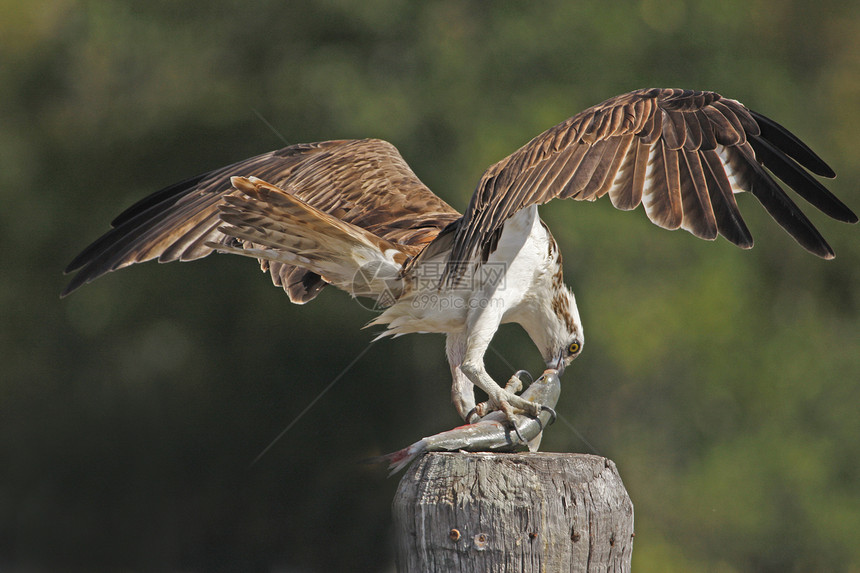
499;401;526;443
514;369;533;385
540;405;558;426
465;407;481;424
512;422;526;443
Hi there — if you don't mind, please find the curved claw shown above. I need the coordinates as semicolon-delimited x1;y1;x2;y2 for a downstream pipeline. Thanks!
465;407;481;425
530;405;557;433
541;405;558;426
513;369;533;386
511;422;526;444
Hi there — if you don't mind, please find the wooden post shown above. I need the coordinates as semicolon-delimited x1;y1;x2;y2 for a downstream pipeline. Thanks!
393;452;633;572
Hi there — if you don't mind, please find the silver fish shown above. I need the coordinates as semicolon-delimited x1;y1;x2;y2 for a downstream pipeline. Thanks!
382;369;561;474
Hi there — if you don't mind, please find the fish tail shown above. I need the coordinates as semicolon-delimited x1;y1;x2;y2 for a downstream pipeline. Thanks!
381;440;428;475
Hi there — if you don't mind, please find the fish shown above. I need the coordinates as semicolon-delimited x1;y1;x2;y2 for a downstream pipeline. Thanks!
380;369;561;474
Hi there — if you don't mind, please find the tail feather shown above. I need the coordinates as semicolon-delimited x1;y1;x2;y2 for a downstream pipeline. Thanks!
206;177;413;300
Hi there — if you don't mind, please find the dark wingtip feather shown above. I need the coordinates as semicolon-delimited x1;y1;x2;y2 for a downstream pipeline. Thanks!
701;150;755;249
749;136;858;224
63;229;118;275
726;227;755;250
64;172;217;289
60;270;91;298
110;173;210;228
61;232;130;296
748;109;836;178
747;163;837;259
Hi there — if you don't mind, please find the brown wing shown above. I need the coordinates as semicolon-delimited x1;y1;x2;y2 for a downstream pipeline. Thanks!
445;88;856;282
63;138;461;301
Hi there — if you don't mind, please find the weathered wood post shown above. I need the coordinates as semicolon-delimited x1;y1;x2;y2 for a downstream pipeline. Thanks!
393;452;633;572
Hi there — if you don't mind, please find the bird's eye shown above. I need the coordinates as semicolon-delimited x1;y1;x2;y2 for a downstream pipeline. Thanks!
568;342;581;354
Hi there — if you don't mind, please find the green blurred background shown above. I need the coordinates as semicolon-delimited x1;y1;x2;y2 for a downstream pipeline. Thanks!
2;1;858;571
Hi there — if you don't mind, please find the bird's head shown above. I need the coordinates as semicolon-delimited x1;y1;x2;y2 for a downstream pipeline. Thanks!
527;285;583;376
551;333;583;376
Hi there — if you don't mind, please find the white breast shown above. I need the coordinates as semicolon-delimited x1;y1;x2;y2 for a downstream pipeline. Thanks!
371;205;551;337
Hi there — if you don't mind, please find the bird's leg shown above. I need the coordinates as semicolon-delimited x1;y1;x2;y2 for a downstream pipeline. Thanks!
458;307;542;423
451;366;477;422
446;332;477;422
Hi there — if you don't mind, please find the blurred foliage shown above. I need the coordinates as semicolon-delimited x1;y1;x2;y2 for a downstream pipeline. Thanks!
1;0;858;571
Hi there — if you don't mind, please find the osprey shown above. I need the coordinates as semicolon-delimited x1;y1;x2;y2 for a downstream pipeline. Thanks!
63;88;856;422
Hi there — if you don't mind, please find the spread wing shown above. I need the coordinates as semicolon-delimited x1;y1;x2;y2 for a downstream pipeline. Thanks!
63;138;461;301
445;88;857;282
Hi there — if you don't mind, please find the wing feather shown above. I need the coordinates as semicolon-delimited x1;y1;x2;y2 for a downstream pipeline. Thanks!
747;109;832;177
697;108;718;150
683;110;704;151
64;139;460;299
679;149;718;239
642;141;683;229
629;139;651;209
444;88;854;283
710;100;747;144
701;148;753;248
606;135;640;210
580;137;628;200
568;139;623;200
748;136;856;222
662;109;687;150
733;143;836;258
609;138;650;211
703;105;741;146
594;134;636;200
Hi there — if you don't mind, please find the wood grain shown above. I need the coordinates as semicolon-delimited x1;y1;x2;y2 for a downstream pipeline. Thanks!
393;452;634;572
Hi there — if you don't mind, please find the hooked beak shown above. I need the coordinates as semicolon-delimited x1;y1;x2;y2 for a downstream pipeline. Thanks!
547;354;566;376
